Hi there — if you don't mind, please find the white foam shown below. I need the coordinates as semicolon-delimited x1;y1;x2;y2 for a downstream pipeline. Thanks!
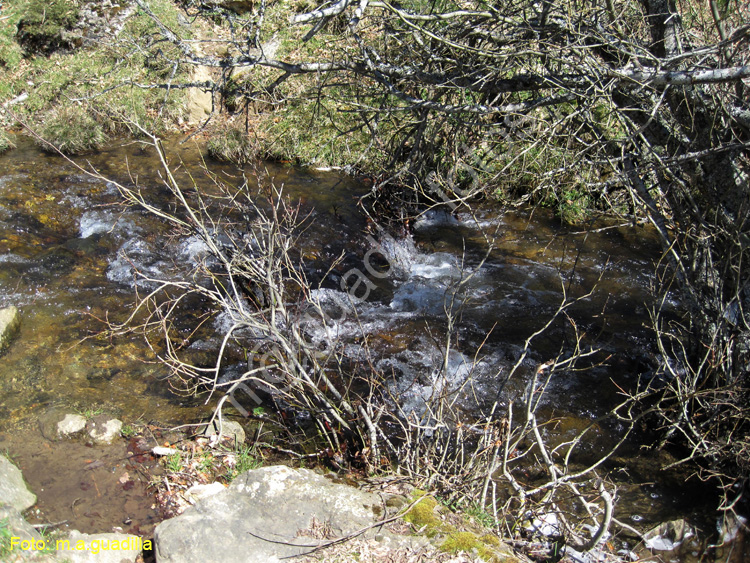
179;235;212;265
106;238;164;286
79;209;138;239
381;346;474;421
0;253;27;264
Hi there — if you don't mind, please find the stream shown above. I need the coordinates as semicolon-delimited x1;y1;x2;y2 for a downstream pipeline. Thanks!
0;137;725;557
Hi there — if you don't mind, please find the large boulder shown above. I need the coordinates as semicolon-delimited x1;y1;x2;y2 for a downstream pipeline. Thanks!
0;455;36;512
155;465;390;562
0;305;21;355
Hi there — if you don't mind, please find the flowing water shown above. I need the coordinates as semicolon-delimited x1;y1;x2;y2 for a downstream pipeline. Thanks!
0;137;726;555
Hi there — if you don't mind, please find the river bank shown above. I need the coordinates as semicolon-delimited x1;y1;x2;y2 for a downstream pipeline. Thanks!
2;412;746;563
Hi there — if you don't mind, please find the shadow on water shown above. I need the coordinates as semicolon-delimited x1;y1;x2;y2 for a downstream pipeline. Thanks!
0;137;728;555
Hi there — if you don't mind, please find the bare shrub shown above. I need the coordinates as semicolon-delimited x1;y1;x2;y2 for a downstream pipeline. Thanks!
79;135;643;559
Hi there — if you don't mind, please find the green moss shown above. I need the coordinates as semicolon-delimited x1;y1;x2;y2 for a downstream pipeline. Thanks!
480;533;501;547
440;531;512;562
442;531;488;557
400;490;514;562
402;491;442;536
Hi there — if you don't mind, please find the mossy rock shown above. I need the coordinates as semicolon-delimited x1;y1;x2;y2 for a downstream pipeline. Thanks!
16;0;81;55
402;491;442;536
401;490;519;562
441;531;519;562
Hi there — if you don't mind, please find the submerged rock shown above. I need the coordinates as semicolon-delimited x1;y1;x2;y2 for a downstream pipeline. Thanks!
637;518;704;562
38;409;87;441
57;414;87;437
86;415;123;445
0;305;21;355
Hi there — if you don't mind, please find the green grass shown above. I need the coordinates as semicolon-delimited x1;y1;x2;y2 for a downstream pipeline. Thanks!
464;502;500;530
73;405;105;419
15;0;80;56
196;452;216;473
37;105;107;154
0;518;11;559
225;445;262;481
206;126;259;165
0;3;24;69
0;0;190;135
256;81;394;170
35;526;57;554
166;453;184;473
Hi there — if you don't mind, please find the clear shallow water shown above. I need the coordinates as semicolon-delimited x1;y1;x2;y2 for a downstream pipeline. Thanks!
0;136;720;546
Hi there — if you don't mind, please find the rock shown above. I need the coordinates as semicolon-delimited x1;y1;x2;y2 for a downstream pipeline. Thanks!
714;514;748;563
0;455;36;512
60;530;146;563
57;414;87;436
184;482;226;503
185;59;213;125
0;458;50;561
637;518;703;563
155;465;389;562
38;409;87;441
86;415;123;445
0;305;21;355
642;518;695;551
200;419;245;446
0;504;51;562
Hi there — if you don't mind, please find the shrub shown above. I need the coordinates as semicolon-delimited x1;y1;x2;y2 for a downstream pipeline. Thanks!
37;106;107;155
206;126;258;165
16;0;81;56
